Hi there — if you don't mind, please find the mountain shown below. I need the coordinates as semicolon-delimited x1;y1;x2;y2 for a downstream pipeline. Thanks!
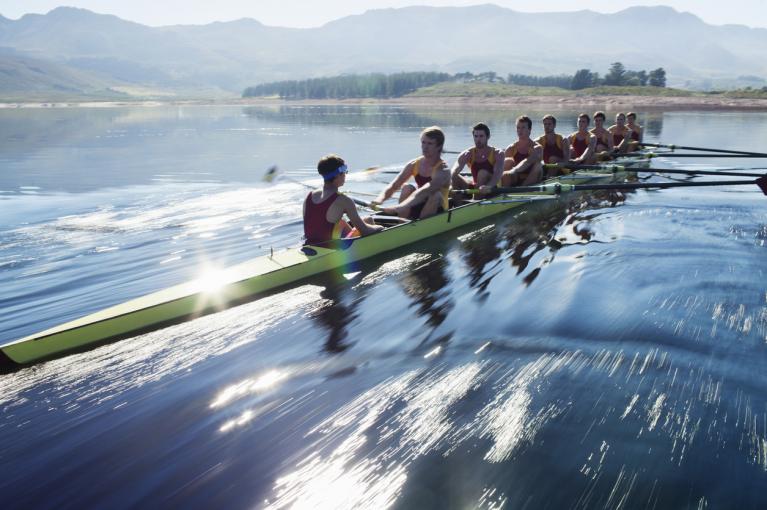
0;5;765;99
0;47;128;100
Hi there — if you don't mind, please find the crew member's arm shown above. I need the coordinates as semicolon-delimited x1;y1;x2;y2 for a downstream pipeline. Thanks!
450;150;470;180
562;137;571;161
504;144;541;174
371;161;414;206
484;148;505;190
336;195;384;235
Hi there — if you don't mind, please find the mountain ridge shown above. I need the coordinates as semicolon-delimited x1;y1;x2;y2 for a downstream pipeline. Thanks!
0;5;765;98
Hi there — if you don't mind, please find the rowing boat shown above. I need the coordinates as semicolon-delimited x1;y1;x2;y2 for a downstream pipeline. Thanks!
1;161;644;365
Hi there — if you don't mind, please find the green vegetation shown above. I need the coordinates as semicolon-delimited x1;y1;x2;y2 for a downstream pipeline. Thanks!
243;64;671;100
577;86;692;97
409;82;571;97
409;83;692;98
508;63;666;90
719;87;767;99
242;72;450;100
239;65;767;103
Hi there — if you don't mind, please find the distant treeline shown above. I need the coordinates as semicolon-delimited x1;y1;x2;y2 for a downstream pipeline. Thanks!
507;63;667;89
242;63;667;99
242;72;450;99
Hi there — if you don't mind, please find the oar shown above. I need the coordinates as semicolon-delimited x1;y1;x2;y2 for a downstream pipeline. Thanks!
550;164;766;178
467;175;767;196
262;166;379;210
624;152;767;159
641;142;767;157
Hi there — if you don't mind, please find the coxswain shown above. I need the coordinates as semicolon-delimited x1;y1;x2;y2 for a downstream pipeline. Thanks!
568;113;597;164
501;115;543;186
451;122;504;194
371;126;451;219
303;154;383;245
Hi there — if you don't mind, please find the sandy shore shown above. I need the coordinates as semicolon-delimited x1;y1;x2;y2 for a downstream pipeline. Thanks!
2;95;767;110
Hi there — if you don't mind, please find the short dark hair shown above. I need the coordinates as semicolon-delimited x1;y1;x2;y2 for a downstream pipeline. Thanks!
317;154;345;177
472;122;490;137
593;111;606;121
578;113;590;124
627;112;637;119
421;126;445;149
516;115;532;130
542;114;557;126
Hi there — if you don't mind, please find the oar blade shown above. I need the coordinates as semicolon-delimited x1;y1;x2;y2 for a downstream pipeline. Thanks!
756;176;767;195
263;165;280;183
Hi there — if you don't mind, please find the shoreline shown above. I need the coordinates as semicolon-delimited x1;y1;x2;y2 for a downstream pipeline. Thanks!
2;95;767;110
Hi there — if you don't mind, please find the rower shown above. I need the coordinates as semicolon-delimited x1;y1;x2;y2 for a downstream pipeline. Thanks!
535;114;569;176
451;122;504;195
568;113;597;164
609;112;631;153
371;126;451;219
303;154;383;245
590;111;614;160
626;112;643;150
501;115;543;186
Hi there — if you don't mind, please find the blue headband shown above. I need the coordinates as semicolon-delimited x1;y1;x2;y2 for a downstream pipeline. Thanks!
322;164;348;181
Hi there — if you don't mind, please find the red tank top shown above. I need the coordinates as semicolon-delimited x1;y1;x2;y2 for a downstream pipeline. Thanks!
538;134;564;163
468;148;495;184
630;129;640;141
592;130;609;148
612;133;623;146
303;191;338;245
412;158;443;187
506;143;531;165
570;134;590;158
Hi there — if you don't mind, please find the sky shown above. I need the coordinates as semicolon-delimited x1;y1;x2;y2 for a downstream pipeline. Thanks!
1;0;766;29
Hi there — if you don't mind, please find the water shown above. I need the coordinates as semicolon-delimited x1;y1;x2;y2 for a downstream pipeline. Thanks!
1;105;767;508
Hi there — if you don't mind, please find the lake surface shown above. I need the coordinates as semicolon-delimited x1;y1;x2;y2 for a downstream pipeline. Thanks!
1;104;767;509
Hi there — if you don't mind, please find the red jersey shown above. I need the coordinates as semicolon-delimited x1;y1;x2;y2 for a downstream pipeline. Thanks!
303;192;339;245
536;134;564;163
570;133;592;158
468;147;495;184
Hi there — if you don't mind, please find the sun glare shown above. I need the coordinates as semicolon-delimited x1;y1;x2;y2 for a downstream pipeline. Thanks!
193;267;229;294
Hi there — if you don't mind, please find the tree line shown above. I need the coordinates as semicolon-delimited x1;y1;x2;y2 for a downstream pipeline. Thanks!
242;63;667;99
508;63;666;89
242;72;451;99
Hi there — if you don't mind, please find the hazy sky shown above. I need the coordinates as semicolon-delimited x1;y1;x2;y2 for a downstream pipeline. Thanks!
2;1;766;29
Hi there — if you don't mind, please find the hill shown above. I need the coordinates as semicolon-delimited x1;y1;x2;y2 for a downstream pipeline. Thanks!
0;5;765;99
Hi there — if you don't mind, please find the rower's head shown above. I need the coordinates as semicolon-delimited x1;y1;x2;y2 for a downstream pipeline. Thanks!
615;112;626;126
317;154;348;185
472;122;490;148
577;113;590;132
542;115;557;134
626;112;637;126
593;111;606;128
421;126;445;157
516;115;532;139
